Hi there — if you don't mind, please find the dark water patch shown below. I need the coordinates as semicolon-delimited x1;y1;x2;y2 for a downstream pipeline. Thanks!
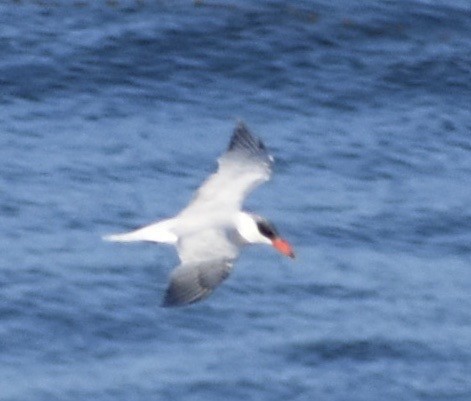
364;209;471;255
382;55;471;95
316;224;377;246
284;337;437;366
0;202;20;217
276;282;376;300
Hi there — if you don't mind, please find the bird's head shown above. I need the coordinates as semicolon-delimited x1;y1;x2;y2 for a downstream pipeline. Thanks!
237;212;295;258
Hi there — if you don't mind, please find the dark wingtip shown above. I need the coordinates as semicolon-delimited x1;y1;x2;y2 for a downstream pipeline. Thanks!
161;289;188;308
161;294;204;308
160;284;180;307
228;120;253;150
161;296;186;308
160;282;209;308
227;121;270;161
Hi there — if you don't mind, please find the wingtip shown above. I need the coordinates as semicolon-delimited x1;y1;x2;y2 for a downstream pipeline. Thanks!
160;294;196;308
228;121;268;157
234;119;249;132
229;120;252;147
160;284;190;308
160;287;208;308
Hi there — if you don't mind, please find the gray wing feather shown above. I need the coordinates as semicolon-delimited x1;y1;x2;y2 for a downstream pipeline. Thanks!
162;259;234;307
179;122;273;217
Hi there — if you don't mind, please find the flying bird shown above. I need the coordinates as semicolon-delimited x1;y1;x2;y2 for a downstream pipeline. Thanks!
103;122;294;307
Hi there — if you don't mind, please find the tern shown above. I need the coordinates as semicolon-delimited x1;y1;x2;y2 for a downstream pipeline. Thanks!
103;121;294;307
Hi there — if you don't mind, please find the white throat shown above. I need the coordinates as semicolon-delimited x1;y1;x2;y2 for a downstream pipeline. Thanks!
236;212;272;245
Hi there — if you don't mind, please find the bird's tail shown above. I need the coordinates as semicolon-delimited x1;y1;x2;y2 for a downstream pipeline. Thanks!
102;219;178;244
102;231;143;242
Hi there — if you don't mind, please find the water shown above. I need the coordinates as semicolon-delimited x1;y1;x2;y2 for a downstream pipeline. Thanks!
1;0;470;400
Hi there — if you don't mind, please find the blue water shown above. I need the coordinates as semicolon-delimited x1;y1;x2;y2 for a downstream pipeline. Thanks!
1;0;471;399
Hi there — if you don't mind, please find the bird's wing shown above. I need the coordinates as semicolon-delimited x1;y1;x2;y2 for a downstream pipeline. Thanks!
176;226;239;263
162;228;240;307
162;258;234;307
179;121;273;218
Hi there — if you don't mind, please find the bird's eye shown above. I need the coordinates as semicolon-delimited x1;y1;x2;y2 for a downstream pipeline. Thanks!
256;221;276;239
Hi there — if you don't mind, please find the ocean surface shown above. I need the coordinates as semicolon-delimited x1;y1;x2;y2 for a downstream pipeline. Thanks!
1;0;470;400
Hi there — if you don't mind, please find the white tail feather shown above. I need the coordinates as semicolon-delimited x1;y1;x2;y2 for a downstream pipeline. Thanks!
102;232;143;242
102;219;178;244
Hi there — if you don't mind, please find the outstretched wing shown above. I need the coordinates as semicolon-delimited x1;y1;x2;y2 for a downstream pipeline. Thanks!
179;121;273;217
162;258;234;307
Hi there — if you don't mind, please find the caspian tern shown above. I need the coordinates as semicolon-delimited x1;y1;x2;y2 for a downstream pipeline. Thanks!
103;121;294;307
